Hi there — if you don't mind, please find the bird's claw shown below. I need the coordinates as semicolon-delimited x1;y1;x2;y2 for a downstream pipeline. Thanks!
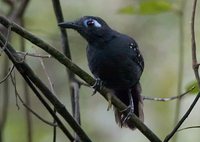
91;78;103;96
121;105;134;125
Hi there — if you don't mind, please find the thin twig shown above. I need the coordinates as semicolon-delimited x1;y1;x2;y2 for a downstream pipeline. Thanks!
0;25;11;55
177;126;200;132
12;69;20;110
0;34;91;142
0;38;74;141
10;73;57;127
22;75;75;142
51;1;81;141
143;87;195;101
39;58;57;142
0;1;30;140
17;51;51;58
191;0;200;87
40;59;56;95
0;64;14;84
0;15;95;85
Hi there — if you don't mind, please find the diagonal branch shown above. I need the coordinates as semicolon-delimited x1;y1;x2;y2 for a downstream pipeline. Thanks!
0;33;91;142
0;16;161;142
21;75;75;142
0;15;95;85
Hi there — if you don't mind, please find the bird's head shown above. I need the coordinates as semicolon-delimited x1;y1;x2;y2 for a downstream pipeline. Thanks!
58;16;114;44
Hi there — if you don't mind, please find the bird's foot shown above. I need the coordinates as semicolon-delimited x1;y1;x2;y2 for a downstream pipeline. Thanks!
121;105;134;125
91;78;103;96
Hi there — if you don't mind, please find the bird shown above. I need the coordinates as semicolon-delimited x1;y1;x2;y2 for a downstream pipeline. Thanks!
58;16;144;129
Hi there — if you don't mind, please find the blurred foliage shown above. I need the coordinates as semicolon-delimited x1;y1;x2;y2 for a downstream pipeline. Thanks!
185;81;199;94
119;0;173;15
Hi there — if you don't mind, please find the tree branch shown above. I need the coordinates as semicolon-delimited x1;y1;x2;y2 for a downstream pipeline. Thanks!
0;15;95;85
0;33;91;142
10;72;57;127
21;75;75;142
143;87;194;101
17;51;51;58
51;3;81;140
0;64;14;84
178;125;200;132
191;0;200;87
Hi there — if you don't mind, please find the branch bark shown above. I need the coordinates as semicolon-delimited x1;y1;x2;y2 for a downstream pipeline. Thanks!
0;33;88;142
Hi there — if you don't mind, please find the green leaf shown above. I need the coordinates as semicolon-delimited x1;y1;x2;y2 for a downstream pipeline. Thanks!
139;0;172;14
185;81;199;94
118;6;135;14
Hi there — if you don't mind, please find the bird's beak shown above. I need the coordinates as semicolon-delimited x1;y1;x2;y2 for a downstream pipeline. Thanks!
58;21;80;30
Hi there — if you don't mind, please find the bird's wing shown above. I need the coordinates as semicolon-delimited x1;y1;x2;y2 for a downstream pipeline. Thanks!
127;38;144;72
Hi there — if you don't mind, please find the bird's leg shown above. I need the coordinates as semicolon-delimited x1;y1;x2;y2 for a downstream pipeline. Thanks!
121;90;134;124
91;78;103;95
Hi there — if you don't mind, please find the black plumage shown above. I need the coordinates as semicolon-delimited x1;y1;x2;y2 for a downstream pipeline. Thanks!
59;16;144;129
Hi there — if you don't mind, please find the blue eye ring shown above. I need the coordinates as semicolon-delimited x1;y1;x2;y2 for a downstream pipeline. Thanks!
83;19;102;28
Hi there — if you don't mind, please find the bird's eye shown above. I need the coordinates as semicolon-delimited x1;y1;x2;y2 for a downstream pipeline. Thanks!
83;19;102;28
86;19;95;26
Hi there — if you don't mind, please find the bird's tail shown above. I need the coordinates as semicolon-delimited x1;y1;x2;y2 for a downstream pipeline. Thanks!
114;83;144;130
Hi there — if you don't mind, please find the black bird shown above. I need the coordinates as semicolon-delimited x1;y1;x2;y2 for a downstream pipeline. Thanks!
59;16;144;129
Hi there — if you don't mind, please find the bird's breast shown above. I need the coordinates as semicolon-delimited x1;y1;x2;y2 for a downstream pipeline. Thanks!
86;46;141;89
